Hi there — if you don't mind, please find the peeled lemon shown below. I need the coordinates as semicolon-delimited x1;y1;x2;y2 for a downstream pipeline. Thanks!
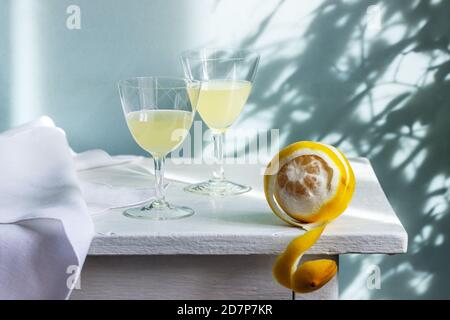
265;141;355;293
264;141;355;228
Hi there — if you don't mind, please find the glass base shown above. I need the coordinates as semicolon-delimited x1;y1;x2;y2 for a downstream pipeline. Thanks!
123;200;194;220
184;179;251;196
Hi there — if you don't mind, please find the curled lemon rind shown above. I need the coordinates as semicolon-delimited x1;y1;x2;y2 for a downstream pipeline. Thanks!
272;225;326;289
266;141;355;293
264;141;355;226
292;259;337;293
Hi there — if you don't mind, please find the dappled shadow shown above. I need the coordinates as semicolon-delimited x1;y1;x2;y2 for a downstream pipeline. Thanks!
230;0;450;299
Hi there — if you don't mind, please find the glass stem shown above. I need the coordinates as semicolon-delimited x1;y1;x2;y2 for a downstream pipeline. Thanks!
153;155;167;206
212;132;225;182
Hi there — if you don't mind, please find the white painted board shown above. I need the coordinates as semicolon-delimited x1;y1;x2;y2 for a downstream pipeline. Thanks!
88;157;407;255
71;254;338;300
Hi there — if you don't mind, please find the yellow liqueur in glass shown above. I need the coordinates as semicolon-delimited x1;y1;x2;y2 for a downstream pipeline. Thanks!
118;77;197;220
193;80;252;134
126;110;193;157
182;48;260;196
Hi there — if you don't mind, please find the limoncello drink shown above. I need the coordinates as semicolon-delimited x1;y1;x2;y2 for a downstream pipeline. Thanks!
192;80;252;133
126;110;192;157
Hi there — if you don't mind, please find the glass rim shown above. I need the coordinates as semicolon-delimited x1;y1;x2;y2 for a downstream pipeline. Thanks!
117;76;199;90
180;47;260;62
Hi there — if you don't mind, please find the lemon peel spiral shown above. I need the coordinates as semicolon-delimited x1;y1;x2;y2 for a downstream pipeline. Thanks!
265;141;355;293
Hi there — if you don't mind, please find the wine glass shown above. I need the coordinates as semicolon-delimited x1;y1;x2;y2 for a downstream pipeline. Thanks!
181;48;260;196
118;77;199;219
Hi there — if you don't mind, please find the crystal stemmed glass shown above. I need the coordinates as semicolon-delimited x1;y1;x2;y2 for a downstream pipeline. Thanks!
118;77;199;219
181;48;260;196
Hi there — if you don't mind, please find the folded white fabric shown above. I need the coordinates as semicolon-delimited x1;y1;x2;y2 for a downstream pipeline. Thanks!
0;116;57;137
74;150;155;215
79;177;155;215
74;149;139;171
0;120;94;299
0;116;157;298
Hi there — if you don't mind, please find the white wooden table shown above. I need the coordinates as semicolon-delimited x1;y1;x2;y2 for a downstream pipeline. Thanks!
71;158;407;300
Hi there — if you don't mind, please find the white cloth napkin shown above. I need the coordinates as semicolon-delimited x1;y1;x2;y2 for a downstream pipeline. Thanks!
0;116;157;299
0;121;94;299
74;149;139;171
73;149;156;215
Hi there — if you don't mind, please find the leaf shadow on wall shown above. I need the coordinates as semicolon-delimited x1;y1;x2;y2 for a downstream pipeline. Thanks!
229;0;450;299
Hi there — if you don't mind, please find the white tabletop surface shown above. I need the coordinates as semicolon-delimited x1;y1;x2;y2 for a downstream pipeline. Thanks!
88;157;407;255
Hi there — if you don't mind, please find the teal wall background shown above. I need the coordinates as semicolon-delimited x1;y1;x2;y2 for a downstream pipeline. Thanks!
1;0;450;299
